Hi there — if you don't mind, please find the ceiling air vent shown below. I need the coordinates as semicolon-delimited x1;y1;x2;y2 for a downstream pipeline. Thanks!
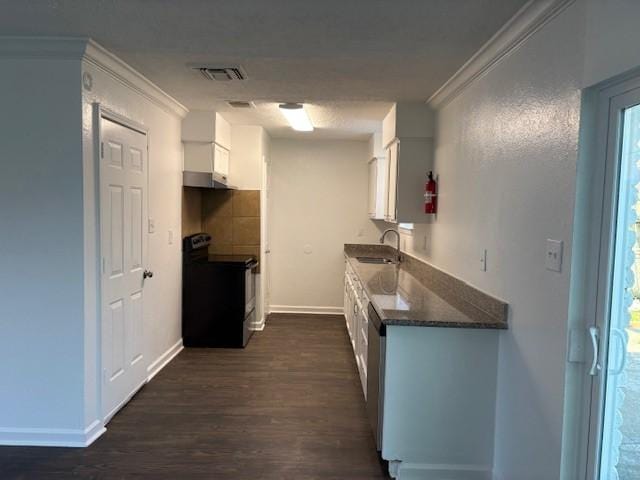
227;100;256;109
194;66;247;81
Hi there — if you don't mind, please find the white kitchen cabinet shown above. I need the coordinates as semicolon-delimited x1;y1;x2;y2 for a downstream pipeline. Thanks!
182;111;231;149
346;256;499;478
381;103;434;223
183;142;230;184
382;325;498;478
368;156;387;220
182;111;232;185
214;143;230;178
344;260;368;398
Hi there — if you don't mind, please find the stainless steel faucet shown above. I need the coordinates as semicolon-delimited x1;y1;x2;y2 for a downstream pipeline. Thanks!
380;228;401;263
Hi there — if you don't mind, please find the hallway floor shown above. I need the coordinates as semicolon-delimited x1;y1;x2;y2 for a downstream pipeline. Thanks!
0;314;388;479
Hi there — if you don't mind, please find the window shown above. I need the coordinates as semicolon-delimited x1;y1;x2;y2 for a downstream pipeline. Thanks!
398;223;414;234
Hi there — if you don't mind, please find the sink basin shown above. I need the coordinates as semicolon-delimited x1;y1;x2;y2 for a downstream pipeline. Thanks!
356;256;397;265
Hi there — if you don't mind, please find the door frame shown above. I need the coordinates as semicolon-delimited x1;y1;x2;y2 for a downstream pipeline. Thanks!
572;73;640;479
260;153;271;322
93;103;150;423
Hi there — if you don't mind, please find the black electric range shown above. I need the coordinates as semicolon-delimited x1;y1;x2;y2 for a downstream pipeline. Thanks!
182;233;258;348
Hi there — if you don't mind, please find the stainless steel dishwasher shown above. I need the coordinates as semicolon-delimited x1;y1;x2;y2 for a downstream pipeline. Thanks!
367;302;386;451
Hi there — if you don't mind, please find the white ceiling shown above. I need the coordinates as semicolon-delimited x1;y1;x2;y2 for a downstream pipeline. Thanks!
0;0;527;139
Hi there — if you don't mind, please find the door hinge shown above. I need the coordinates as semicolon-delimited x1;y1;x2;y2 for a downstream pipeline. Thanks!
101;142;104;159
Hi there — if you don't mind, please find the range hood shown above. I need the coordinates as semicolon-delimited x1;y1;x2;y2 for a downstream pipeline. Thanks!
183;170;234;189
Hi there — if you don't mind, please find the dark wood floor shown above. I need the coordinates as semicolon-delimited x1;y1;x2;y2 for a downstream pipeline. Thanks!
0;314;388;479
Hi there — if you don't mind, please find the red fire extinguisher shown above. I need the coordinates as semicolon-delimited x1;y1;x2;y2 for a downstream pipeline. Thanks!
425;171;437;214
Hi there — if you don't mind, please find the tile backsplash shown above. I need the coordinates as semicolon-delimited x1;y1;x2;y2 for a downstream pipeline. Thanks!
199;189;261;271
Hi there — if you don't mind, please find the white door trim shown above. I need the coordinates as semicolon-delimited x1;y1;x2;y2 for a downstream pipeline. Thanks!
94;104;150;424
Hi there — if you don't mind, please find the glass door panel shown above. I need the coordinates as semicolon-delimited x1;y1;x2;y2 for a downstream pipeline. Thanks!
599;102;640;480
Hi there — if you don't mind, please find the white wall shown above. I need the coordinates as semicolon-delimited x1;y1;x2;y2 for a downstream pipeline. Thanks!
81;56;184;430
269;139;384;312
0;57;86;437
395;1;640;478
0;39;185;446
230;125;264;190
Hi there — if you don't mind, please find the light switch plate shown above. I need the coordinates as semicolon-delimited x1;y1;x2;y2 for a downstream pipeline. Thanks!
480;249;487;272
546;239;563;272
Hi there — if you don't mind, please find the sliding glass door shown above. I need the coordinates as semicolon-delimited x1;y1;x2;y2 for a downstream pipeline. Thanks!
588;86;640;480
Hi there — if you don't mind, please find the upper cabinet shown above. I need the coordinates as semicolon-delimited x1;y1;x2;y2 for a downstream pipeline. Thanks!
182;111;232;185
381;103;434;223
182;111;231;149
368;131;387;220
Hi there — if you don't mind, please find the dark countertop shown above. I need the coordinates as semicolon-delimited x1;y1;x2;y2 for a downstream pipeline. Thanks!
345;245;507;329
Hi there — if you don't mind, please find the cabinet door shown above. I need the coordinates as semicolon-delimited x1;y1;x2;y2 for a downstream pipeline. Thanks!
213;144;230;179
368;159;377;218
345;280;354;339
184;142;213;173
385;142;399;222
352;300;360;353
344;274;350;329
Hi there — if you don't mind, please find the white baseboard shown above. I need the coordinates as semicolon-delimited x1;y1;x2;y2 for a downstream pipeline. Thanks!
0;419;106;447
389;461;492;480
147;338;184;382
250;315;266;331
269;305;344;315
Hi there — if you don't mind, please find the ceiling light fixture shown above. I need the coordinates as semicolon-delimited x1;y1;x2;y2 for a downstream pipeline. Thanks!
279;103;314;132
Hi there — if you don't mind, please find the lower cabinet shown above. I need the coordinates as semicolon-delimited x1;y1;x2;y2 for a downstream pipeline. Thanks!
346;259;499;480
382;325;499;479
344;262;367;398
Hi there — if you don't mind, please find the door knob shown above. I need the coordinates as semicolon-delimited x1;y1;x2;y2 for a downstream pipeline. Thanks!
143;270;154;279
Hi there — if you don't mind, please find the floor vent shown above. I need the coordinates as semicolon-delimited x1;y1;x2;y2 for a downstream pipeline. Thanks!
194;66;247;81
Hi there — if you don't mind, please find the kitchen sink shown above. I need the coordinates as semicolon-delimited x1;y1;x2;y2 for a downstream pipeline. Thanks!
356;256;397;265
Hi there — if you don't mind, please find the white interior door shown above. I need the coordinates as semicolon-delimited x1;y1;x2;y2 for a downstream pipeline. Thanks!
100;115;149;422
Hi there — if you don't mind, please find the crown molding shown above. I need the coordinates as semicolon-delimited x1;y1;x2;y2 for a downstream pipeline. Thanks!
427;0;576;109
83;39;188;118
0;36;188;118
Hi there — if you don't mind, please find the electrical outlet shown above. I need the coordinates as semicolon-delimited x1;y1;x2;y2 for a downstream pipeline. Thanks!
480;249;487;272
168;229;174;245
546;239;563;272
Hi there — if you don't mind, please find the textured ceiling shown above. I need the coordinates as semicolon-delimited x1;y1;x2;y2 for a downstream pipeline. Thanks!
0;0;528;139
